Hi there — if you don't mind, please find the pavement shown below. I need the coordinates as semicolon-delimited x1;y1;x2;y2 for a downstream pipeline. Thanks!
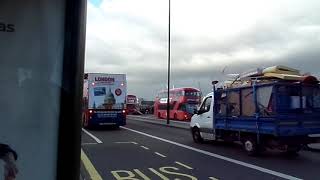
80;115;320;180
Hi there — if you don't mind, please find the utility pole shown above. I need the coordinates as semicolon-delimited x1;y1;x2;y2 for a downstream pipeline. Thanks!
166;0;171;125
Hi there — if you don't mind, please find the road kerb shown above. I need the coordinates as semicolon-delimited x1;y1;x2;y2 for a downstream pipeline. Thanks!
129;116;189;129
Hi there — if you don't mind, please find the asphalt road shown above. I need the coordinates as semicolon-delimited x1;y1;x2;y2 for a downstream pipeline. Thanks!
81;116;320;180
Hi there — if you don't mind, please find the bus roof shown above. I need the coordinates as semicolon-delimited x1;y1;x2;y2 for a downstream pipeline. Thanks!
158;87;200;93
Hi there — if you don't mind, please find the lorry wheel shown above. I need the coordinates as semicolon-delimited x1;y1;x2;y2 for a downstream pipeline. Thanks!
243;137;258;156
192;127;203;143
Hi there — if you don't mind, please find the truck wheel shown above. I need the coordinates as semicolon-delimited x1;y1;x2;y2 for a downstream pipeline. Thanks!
243;137;258;156
192;127;203;143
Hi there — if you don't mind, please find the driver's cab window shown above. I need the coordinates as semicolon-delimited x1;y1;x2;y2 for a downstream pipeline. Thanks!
200;96;212;113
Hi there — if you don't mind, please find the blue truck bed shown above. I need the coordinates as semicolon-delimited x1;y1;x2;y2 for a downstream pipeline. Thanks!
213;82;320;137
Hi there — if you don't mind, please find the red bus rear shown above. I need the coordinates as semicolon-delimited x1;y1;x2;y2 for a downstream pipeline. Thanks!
126;95;138;114
154;87;201;121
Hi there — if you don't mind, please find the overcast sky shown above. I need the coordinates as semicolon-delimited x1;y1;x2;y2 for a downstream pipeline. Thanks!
85;0;320;100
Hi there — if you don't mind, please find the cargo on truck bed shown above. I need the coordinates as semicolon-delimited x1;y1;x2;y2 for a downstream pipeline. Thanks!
191;66;320;156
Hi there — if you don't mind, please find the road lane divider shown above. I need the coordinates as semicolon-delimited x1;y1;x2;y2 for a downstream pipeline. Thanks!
175;161;193;170
82;128;103;144
120;126;302;180
155;152;167;158
140;145;150;150
114;141;138;144
209;177;219;180
81;149;103;180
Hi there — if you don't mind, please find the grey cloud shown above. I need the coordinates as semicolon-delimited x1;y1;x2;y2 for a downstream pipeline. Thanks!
86;1;320;100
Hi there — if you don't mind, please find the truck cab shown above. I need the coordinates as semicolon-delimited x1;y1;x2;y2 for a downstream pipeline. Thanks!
190;92;215;142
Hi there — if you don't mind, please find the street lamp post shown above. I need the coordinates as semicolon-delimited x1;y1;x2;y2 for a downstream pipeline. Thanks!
166;0;171;125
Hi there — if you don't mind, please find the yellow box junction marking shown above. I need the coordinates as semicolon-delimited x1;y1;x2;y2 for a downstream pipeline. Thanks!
81;149;103;180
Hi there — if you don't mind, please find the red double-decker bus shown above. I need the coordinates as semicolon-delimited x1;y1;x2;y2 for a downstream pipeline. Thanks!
154;87;201;121
126;95;138;114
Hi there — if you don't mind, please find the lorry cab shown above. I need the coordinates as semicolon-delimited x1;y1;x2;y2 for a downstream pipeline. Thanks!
190;92;215;142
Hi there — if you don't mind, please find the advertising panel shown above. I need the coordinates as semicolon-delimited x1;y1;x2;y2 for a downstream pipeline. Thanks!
88;74;126;110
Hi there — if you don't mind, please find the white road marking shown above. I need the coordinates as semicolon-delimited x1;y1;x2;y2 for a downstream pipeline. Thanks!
209;177;219;180
140;146;150;150
155;152;167;158
121;126;302;180
114;141;138;144
82;128;103;144
175;161;193;170
82;142;98;145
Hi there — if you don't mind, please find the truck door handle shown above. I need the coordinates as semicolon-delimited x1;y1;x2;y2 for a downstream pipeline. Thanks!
207;116;211;118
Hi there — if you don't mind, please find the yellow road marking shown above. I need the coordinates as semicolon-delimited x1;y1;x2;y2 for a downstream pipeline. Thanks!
209;177;219;180
148;168;169;180
134;169;151;180
155;152;167;158
111;170;138;180
174;161;193;170
140;146;150;150
81;149;103;180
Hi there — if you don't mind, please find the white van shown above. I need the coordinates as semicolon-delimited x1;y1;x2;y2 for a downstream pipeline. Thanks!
190;92;215;143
